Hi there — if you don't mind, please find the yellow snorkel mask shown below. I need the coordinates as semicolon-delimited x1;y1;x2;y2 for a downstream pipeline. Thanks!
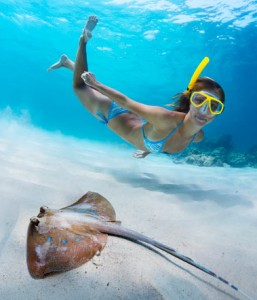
185;57;224;115
185;57;210;95
168;56;224;115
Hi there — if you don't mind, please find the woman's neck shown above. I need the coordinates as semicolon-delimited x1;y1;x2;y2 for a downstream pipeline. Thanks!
180;113;202;139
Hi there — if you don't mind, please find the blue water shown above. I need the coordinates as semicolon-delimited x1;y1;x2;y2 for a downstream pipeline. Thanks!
1;0;257;150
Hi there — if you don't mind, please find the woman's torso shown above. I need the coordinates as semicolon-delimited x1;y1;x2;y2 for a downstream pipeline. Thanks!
107;111;199;154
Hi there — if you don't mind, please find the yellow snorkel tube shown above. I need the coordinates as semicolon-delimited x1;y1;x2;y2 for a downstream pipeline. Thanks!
185;57;210;94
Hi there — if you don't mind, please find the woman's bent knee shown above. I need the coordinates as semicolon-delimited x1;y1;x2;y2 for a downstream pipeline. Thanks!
73;80;85;90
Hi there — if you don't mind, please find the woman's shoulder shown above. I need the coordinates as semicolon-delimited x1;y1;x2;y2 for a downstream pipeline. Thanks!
163;109;185;119
169;111;187;124
159;110;185;128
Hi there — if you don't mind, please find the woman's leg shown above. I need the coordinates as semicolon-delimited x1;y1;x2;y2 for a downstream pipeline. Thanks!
47;54;74;72
73;16;111;118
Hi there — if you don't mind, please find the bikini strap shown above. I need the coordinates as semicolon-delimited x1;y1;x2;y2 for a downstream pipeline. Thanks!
142;120;184;143
162;120;184;142
189;133;197;144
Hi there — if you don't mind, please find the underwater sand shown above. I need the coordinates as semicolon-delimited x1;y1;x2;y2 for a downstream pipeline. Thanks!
0;117;256;300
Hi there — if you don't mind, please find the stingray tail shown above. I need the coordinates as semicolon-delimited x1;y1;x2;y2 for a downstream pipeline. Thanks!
102;222;253;300
151;242;253;300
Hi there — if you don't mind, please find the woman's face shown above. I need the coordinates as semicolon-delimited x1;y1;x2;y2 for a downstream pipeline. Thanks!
189;89;222;127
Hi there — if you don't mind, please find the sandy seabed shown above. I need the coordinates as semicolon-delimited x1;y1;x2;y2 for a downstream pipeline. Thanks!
0;117;257;300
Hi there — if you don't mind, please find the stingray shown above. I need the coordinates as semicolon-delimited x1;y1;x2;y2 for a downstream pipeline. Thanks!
27;191;252;299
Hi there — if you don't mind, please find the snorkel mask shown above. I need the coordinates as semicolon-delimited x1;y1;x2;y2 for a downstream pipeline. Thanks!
186;57;224;115
190;91;224;115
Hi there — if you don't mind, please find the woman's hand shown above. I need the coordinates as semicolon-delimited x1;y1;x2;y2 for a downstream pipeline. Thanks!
81;71;98;87
132;150;150;159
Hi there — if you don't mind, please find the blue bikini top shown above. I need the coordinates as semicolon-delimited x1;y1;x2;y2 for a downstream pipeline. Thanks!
142;120;196;154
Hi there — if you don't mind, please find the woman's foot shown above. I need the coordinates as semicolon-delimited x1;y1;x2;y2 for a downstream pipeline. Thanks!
47;54;74;72
82;15;98;43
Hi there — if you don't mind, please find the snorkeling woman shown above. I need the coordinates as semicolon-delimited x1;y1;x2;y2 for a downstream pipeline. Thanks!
48;16;225;158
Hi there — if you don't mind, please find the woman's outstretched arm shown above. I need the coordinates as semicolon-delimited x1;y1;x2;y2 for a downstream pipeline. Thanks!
81;72;177;129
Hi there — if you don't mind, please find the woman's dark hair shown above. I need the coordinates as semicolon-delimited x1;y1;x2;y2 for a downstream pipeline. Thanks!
168;77;225;113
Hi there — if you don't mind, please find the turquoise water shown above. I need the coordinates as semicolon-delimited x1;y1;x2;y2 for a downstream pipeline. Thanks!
1;0;257;150
1;3;257;298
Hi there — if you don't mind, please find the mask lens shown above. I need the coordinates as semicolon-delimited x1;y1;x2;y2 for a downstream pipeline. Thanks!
192;93;206;105
210;100;222;113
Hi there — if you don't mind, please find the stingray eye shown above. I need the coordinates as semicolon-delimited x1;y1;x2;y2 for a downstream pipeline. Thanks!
30;217;40;226
40;206;48;213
